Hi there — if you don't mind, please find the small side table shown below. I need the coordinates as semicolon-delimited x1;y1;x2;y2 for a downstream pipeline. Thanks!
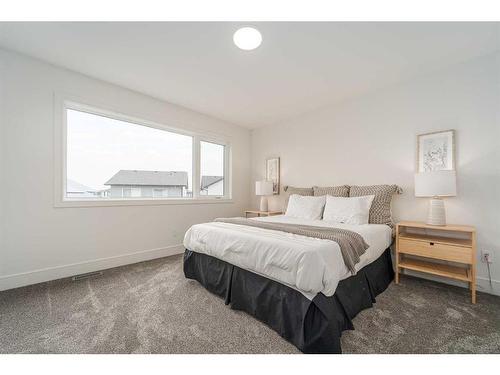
245;210;283;218
395;221;477;303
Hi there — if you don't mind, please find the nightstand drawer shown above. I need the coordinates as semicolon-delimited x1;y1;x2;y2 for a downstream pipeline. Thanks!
398;238;472;264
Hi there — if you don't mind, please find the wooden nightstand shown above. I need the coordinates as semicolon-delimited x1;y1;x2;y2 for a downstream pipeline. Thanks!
245;210;283;218
395;221;477;303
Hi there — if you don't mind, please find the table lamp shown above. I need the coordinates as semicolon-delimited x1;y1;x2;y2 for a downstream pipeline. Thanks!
414;170;457;226
255;180;274;212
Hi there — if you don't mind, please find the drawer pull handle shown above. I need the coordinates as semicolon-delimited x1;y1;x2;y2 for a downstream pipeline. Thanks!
429;242;434;246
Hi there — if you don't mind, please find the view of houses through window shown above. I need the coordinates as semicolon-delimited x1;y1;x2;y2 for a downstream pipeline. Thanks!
200;141;225;196
66;108;226;200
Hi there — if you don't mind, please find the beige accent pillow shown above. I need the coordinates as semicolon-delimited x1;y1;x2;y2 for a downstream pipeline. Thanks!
283;186;313;211
349;185;403;226
313;185;349;197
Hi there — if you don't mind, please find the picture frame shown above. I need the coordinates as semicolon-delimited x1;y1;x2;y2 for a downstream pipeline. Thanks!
417;129;455;172
266;157;280;195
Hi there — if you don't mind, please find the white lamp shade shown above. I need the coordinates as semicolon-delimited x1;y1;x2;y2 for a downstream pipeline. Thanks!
255;180;274;196
415;171;457;197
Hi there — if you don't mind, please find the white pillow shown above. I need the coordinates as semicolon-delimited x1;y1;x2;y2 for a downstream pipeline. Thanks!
285;194;326;220
322;195;375;225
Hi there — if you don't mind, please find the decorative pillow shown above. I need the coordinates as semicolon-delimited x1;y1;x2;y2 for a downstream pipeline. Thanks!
283;185;314;211
313;185;349;197
285;194;326;220
349;185;403;226
322;195;375;225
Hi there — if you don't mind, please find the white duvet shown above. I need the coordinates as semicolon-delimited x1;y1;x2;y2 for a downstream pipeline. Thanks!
183;215;392;300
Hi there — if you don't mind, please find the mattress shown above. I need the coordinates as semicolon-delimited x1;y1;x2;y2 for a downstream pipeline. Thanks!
183;215;392;299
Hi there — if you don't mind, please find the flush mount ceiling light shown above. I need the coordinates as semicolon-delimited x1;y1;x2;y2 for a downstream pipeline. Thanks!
233;27;262;50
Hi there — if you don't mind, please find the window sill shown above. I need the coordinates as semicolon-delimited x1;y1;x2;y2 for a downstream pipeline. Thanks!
54;198;234;208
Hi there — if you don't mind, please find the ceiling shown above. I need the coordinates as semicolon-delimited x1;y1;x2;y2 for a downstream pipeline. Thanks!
0;22;498;128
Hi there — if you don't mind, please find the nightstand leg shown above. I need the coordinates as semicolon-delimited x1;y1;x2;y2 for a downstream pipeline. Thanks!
471;267;476;304
471;231;477;304
394;231;400;284
394;248;399;284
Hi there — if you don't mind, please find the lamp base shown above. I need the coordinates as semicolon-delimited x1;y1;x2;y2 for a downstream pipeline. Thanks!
259;196;268;212
426;197;446;226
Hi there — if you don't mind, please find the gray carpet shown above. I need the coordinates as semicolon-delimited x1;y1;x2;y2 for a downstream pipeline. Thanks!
1;254;499;354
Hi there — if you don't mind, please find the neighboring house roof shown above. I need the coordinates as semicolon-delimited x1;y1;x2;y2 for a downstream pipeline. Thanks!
201;176;223;190
105;170;188;187
67;179;96;193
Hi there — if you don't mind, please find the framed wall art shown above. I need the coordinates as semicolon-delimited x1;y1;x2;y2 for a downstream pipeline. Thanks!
417;130;455;172
266;157;280;195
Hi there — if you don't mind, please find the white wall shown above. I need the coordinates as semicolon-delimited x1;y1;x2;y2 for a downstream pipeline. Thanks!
2;46;499;297
0;53;5;264
0;48;251;290
251;52;500;295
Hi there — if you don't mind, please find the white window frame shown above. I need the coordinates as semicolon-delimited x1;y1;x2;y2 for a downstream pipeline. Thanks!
54;93;232;207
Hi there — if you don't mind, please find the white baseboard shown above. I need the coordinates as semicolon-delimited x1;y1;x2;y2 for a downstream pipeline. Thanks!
0;244;184;291
476;276;500;297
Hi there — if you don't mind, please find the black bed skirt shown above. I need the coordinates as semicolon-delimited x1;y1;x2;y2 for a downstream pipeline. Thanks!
183;248;394;354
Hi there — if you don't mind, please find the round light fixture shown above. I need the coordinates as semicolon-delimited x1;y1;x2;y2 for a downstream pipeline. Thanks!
233;27;262;51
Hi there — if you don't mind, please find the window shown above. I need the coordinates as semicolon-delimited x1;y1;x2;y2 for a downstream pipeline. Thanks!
200;141;225;196
60;101;230;205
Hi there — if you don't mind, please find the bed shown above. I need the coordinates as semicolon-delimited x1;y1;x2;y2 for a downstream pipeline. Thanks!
183;214;394;353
